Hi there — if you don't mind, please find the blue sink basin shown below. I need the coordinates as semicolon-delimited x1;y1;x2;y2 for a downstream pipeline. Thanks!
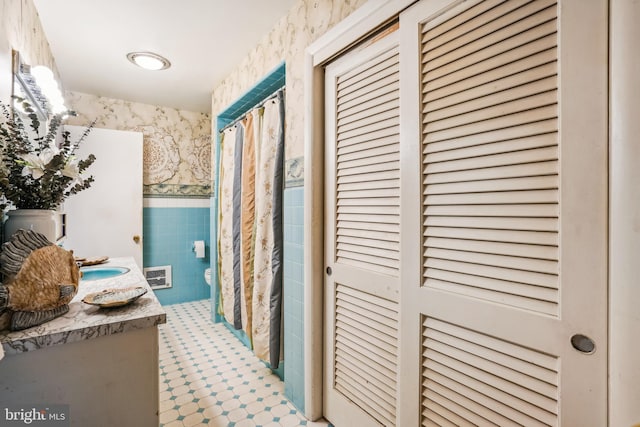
81;266;130;281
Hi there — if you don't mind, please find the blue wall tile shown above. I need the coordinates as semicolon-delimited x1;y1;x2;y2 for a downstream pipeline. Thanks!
143;206;210;306
283;186;305;412
209;197;219;321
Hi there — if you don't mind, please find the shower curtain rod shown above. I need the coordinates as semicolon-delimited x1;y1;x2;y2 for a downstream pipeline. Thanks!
219;86;285;133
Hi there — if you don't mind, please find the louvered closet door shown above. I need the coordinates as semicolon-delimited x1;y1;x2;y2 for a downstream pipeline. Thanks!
399;1;608;426
324;30;400;427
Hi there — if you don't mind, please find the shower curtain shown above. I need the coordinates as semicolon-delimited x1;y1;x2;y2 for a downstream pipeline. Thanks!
217;91;284;368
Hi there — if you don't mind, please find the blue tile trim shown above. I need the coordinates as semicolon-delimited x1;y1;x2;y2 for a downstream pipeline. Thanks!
217;62;286;124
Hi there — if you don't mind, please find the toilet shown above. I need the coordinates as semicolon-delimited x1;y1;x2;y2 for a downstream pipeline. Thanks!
204;268;211;286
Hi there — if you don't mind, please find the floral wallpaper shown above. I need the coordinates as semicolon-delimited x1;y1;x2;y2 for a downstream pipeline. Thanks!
210;0;367;183
0;0;60;103
0;0;212;198
2;0;362;194
65;91;212;198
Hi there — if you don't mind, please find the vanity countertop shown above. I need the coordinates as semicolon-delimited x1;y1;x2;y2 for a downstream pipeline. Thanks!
0;257;166;356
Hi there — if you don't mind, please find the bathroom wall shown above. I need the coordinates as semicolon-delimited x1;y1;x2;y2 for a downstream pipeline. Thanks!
66;91;211;198
66;92;212;305
211;0;367;163
0;2;212;306
210;0;367;412
283;186;305;410
144;200;210;306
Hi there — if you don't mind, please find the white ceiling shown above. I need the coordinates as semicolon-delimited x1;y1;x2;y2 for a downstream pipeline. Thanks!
33;0;297;113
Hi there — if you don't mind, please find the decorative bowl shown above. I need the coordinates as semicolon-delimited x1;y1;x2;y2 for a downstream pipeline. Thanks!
82;287;147;308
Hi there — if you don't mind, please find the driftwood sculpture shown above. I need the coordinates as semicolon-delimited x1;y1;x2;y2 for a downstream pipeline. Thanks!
0;229;80;331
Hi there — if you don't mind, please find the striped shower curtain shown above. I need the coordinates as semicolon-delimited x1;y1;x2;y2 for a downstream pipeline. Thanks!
217;91;284;368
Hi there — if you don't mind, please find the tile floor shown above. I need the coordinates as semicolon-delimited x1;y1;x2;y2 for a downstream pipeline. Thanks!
159;299;330;427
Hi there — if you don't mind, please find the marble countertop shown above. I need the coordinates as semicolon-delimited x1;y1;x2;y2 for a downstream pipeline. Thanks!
0;257;166;356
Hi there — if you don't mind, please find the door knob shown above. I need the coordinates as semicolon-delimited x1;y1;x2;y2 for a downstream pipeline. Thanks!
571;334;595;354
133;235;141;244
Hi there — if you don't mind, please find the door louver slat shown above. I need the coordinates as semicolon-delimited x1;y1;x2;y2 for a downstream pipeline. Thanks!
423;35;556;94
336;46;400;278
423;6;557;75
423;90;557;132
339;107;400;134
424;258;557;289
338;236;399;253
423;0;556;58
421;0;504;41
335;283;398;426
337;228;398;243
421;0;560;321
424;146;558;175
424;161;558;186
339;151;398;170
425;77;556;126
424;133;557;163
424;226;557;246
337;204;399;215
327;40;401;426
337;196;399;206
423;63;557;114
425;278;557;315
425;268;558;302
405;0;607;424
338;212;398;224
339;92;399;123
338;178;400;192
425;215;557;231
422;317;559;427
339;46;399;88
338;244;399;262
423;48;557;103
425;247;557;275
337;160;399;177
338;134;398;156
425;236;558;259
339;100;400;129
424;119;557;155
423;397;476;427
339;127;398;148
338;250;398;269
338;73;399;108
424;203;558;218
420;1;562;420
423;105;557;144
429;176;553;196
337;356;396;400
424;189;558;206
339;81;400;113
338;220;398;233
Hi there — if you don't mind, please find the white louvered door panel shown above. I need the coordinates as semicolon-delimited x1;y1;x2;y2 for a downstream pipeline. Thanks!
399;1;608;426
325;30;400;427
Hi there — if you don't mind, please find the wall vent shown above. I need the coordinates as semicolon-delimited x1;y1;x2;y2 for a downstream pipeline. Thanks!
144;265;172;289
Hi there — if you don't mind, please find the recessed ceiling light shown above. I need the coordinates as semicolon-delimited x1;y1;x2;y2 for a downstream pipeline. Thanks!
126;51;171;71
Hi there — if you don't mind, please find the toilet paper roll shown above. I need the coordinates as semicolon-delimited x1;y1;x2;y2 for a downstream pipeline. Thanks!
194;240;205;258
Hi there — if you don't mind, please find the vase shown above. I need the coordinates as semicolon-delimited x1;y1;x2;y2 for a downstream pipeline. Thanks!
3;209;65;244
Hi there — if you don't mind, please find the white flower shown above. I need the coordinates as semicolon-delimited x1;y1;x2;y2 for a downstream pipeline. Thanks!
21;147;58;179
61;158;82;185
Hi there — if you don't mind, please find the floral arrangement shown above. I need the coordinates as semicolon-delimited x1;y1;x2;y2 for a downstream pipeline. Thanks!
0;98;96;210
